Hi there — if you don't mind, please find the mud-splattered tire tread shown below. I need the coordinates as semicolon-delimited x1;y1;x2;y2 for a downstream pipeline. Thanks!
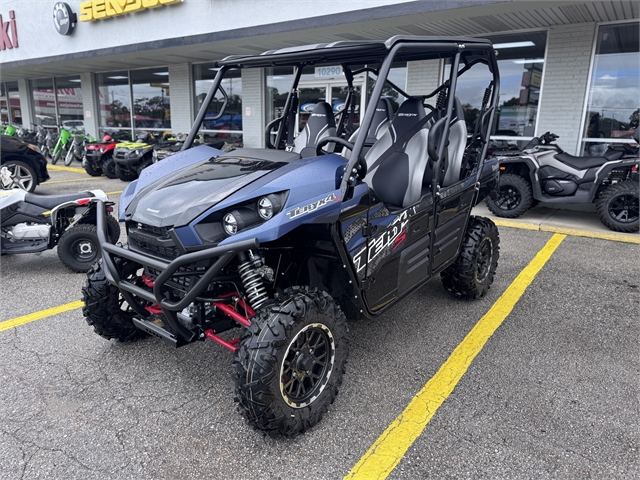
441;216;500;299
233;286;349;438
82;259;147;342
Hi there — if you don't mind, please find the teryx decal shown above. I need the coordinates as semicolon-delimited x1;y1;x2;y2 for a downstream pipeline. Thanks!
287;193;340;220
351;206;418;277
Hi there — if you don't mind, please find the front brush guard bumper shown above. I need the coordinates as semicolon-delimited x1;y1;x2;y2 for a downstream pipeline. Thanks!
95;201;258;344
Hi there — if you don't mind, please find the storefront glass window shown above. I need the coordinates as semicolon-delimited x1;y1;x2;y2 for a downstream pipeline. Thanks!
131;67;171;132
0;84;8;124
265;64;404;140
31;78;57;127
6;82;21;125
193;63;243;147
581;22;640;155
95;71;132;140
55;76;84;130
447;31;547;149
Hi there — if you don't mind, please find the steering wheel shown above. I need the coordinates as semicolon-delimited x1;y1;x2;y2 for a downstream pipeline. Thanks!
264;117;284;149
316;136;367;180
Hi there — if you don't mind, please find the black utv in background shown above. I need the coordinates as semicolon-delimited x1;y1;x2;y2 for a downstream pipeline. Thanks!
83;35;502;437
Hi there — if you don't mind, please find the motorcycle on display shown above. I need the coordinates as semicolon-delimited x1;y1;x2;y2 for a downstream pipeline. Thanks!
43;128;59;160
486;130;640;232
112;131;158;181
51;128;73;165
65;132;95;167
83;134;117;178
0;176;121;272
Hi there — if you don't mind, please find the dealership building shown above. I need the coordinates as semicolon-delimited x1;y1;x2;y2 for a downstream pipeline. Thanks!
0;0;638;155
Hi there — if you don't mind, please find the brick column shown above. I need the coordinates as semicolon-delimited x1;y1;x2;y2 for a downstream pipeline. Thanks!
241;68;265;148
80;72;99;138
406;60;442;97
536;22;597;154
17;79;33;127
168;63;194;135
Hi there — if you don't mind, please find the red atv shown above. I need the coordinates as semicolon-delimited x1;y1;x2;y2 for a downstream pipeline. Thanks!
83;135;118;179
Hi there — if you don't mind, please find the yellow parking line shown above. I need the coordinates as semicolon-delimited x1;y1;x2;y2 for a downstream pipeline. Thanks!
106;190;124;195
47;165;86;174
0;300;84;332
492;219;639;244
45;177;103;184
345;233;566;480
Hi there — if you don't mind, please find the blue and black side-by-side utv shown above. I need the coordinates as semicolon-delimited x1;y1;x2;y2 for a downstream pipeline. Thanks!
83;36;502;437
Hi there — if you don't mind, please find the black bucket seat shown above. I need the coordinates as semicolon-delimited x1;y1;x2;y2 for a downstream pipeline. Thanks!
363;98;430;208
293;102;336;158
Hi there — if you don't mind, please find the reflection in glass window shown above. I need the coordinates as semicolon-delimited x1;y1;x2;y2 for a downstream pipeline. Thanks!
55;76;84;130
448;31;547;149
31;78;57;127
131;67;171;132
582;23;639;155
6;82;21;125
193;63;243;148
95;71;132;140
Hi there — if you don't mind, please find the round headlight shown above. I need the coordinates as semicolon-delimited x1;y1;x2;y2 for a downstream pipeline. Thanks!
258;196;274;220
223;212;238;235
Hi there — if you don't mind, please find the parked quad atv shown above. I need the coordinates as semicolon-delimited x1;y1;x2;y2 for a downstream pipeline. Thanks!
83;36;502;437
112;132;158;181
83;134;117;178
486;130;639;232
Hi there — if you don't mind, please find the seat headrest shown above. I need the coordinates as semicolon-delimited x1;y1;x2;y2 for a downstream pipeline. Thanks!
453;96;465;124
391;98;426;133
366;98;394;142
300;101;335;147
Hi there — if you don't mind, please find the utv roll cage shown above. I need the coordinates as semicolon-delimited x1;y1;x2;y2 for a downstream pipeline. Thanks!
183;35;500;199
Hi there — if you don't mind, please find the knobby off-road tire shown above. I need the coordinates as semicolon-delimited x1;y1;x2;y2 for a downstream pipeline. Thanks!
64;148;75;166
441;216;500;299
82;259;147;342
115;164;138;182
105;215;121;243
101;157;118;179
57;224;101;273
485;173;533;218
596;180;639;233
84;159;103;177
233;286;349;438
51;150;61;165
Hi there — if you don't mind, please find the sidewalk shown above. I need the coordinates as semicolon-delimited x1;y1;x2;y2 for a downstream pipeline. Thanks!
472;203;640;244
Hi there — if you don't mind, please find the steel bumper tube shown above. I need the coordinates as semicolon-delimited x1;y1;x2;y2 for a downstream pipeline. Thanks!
95;200;259;342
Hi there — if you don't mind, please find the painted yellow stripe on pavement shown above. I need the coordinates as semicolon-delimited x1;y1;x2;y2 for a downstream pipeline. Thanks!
0;301;84;332
492;218;639;244
47;165;86;174
106;190;124;195
345;233;566;480
46;177;103;185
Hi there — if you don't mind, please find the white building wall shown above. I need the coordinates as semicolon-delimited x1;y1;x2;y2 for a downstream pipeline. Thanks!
536;22;597;155
80;72;99;138
169;63;194;135
241;68;265;148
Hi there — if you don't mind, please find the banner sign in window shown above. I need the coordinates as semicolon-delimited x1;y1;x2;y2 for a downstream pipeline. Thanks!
314;66;343;78
79;0;182;22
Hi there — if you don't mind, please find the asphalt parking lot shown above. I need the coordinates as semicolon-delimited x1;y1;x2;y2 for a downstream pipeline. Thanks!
0;166;638;479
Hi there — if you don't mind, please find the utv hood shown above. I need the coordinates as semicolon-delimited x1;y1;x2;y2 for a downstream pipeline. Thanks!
127;148;298;227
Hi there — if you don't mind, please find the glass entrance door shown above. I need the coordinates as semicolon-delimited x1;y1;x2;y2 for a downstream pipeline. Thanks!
296;80;364;134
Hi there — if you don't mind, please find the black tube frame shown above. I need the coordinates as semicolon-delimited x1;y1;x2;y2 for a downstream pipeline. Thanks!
96;201;259;341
